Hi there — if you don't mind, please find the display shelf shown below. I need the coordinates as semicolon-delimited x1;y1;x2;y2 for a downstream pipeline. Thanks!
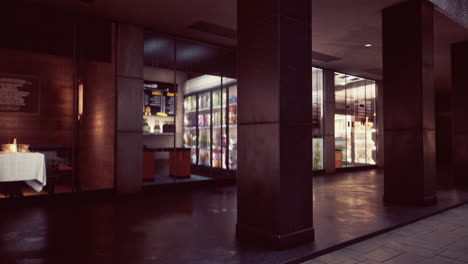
184;126;197;130
185;109;197;113
229;103;237;106
143;132;174;136
212;105;222;110
143;115;175;119
199;147;210;150
199;126;210;129
199;107;210;112
228;124;238;127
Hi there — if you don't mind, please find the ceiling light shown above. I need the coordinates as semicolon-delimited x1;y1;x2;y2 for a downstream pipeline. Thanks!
364;43;373;47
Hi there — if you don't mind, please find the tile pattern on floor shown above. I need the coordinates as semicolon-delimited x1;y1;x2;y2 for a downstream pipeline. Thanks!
302;204;468;264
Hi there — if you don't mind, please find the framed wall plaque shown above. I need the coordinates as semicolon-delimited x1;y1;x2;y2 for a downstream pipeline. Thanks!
0;75;39;113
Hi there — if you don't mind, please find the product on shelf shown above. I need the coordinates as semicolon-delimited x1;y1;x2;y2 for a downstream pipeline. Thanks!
229;137;237;151
229;95;237;105
212;111;221;126
213;92;220;107
154;122;161;133
143;118;151;132
190;96;196;111
199;135;211;148
228;153;237;170
212;136;220;149
213;152;219;167
205;114;211;127
199;151;210;166
191;152;197;164
198;114;204;127
228;105;237;125
199;93;211;109
184;133;193;147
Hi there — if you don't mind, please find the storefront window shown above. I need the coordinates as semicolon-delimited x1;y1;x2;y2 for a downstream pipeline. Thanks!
312;67;324;171
0;7;115;198
143;31;236;184
334;73;377;168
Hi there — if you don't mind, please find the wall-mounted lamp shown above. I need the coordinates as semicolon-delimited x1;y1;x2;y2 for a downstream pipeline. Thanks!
78;82;84;121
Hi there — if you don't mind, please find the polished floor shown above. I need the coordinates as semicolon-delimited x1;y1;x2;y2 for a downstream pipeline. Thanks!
303;204;468;264
143;174;213;185
1;170;468;264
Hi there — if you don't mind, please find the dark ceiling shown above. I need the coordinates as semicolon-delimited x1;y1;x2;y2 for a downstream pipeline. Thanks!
28;0;468;91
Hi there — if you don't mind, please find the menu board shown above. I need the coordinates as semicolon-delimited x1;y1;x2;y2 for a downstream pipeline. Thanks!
143;80;176;117
0;76;38;113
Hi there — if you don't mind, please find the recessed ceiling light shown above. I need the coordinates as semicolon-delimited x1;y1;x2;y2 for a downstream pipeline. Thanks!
365;43;373;47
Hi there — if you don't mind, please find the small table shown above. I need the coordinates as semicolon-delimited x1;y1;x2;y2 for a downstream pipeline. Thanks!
0;153;47;192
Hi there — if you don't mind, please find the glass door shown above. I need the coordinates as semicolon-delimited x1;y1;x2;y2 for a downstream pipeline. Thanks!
212;89;223;168
334;73;377;168
365;80;377;165
334;73;347;168
352;77;367;166
222;89;228;169
184;95;198;164
227;85;238;171
198;91;211;167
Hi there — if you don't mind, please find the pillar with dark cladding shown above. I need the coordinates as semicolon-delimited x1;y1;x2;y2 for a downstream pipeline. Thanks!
116;23;144;193
236;0;313;248
382;0;437;204
451;41;468;186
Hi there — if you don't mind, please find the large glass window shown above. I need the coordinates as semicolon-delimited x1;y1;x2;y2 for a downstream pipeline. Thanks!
144;31;236;184
0;8;115;198
334;73;377;168
312;67;324;171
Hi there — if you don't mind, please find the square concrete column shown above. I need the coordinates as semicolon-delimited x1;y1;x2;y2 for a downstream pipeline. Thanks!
382;0;437;205
116;24;144;193
236;0;313;248
451;41;468;186
323;69;336;174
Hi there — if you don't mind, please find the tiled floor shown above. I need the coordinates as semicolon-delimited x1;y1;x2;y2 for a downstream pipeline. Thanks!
302;204;468;264
0;169;467;264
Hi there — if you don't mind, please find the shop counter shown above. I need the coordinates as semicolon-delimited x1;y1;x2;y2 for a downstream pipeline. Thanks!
143;148;191;180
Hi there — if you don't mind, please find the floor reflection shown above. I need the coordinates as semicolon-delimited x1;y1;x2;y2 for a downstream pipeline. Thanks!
0;170;467;264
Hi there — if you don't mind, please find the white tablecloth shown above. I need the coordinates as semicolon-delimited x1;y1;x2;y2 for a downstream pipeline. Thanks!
0;153;47;192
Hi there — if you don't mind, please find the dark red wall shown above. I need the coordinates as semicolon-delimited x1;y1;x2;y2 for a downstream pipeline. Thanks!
0;48;74;146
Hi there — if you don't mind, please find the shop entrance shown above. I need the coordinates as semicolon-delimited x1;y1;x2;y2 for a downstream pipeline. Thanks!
334;73;377;168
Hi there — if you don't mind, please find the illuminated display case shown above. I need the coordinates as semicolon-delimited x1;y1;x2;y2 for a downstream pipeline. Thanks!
183;75;237;177
334;73;377;168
